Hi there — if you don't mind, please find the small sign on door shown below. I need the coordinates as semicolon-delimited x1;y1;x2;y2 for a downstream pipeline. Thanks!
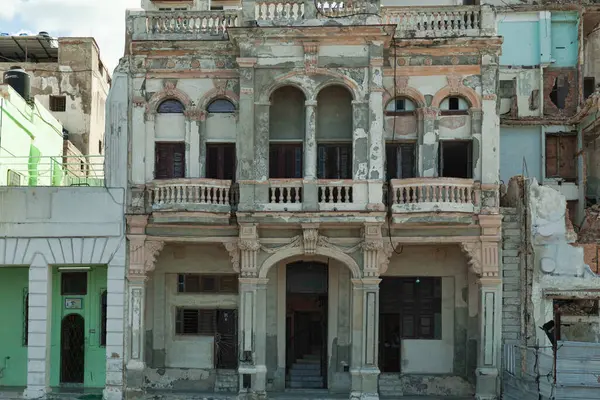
65;298;83;309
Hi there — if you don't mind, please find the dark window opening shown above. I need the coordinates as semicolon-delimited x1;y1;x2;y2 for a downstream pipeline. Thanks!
449;97;459;110
545;134;577;182
386;143;416;180
269;143;303;178
439;141;473;179
50;95;66;112
155;142;185;179
176;308;216;335
157;99;185;114
210;5;224;10
61;272;88;295
206;143;235;180
317;144;352;179
385;97;416;116
379;277;442;374
177;274;238;294
207;99;235;113
584;77;596;100
441;96;469;116
549;75;569;110
98;140;103;155
23;290;29;346
100;291;107;346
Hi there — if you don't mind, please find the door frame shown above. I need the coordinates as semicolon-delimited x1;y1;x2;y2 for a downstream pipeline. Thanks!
60;313;86;384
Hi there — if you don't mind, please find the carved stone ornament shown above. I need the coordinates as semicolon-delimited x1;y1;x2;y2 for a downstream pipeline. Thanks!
460;241;482;276
447;74;462;94
145;241;165;272
223;242;240;273
396;76;409;91
183;107;205;121
303;228;319;255
238;239;261;252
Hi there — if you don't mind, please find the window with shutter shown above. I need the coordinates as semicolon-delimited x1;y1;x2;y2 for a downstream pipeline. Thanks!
386;143;416;180
545;134;577;182
269;144;303;178
317;144;352;179
438;141;472;179
155;142;186;179
177;274;238;294
206;144;236;180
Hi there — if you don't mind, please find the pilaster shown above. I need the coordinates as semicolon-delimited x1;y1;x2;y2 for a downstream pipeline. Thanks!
254;101;270;182
352;100;370;180
237;57;257;210
23;254;52;399
418;107;440;177
145;112;156;182
304;100;318;180
470;108;483;182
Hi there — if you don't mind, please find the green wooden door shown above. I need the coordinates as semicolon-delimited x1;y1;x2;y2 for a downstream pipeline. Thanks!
0;267;29;387
50;267;107;388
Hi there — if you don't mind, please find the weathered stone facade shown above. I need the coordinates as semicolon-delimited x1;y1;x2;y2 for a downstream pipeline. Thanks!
107;1;505;399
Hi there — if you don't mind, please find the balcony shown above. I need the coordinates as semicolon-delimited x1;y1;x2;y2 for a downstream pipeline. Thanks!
382;6;495;38
389;177;480;214
128;9;239;41
148;178;234;212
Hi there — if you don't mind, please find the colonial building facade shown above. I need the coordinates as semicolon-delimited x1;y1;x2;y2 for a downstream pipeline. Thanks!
108;0;504;398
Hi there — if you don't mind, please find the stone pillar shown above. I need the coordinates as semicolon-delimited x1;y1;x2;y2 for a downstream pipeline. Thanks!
237;224;268;398
350;224;383;399
105;70;130;189
254;101;270;182
480;56;499;186
418;107;440;177
104;238;127;400
185;110;202;178
304;100;318;180
198;113;208;178
237;58;257;210
476;276;502;400
145;113;156;181
352;100;370;180
184;117;192;177
125;216;164;392
131;98;146;184
470;108;483;182
24;254;52;399
368;52;385;206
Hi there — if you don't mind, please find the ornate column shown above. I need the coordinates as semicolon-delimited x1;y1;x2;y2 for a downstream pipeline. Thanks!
480;54;500;187
184;107;203;178
418;107;440;177
350;224;383;400
368;50;385;206
236;224;268;398
352;100;370;180
304;99;318;180
131;96;146;184
125;216;164;391
145;112;156;181
470;108;483;182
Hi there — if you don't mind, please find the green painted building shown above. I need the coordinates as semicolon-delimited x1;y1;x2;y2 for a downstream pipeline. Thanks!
0;82;63;186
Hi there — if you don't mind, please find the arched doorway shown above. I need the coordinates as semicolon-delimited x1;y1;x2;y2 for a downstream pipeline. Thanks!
60;313;85;384
285;261;328;389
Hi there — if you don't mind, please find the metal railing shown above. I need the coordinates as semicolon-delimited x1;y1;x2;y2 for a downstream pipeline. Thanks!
0;155;104;187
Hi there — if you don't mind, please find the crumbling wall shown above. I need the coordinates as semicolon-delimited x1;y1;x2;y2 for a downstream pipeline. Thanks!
501;207;522;347
543;68;578;118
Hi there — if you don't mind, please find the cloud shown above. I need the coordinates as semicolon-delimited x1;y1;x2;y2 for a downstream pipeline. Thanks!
0;0;140;73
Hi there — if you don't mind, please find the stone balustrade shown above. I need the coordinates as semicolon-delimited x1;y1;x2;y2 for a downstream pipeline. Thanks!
269;179;303;207
317;180;354;204
390;177;479;213
148;179;233;211
255;1;305;21
129;10;239;40
382;6;493;38
316;1;370;18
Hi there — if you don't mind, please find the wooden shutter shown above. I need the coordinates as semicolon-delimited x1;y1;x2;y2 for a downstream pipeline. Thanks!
270;144;302;178
155;142;185;179
400;143;416;179
207;144;236;180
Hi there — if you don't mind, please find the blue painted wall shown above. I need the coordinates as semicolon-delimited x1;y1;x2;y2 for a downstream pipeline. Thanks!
500;127;542;184
499;20;540;66
551;12;579;67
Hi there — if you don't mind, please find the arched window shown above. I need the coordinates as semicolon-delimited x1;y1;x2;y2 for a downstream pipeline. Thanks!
385;97;416;115
207;99;235;113
440;96;469;115
157;99;185;114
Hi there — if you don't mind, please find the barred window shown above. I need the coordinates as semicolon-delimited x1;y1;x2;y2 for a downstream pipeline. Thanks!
175;308;216;335
177;274;238;294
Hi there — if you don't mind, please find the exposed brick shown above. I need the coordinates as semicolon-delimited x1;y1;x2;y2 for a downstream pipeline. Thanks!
503;256;520;264
502;276;520;284
503;269;520;278
502;250;520;257
543;67;578;118
504;229;521;236
503;283;520;292
502;214;520;223
503;332;519;340
503;242;520;250
502;222;521;229
503;297;521;305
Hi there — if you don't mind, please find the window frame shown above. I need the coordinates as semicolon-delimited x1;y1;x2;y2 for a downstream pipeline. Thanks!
154;141;186;179
385;142;417;180
317;142;353;180
385;97;417;116
440;96;469;116
545;133;577;182
177;274;239;294
438;140;473;179
49;95;67;112
206;143;236;181
269;142;303;179
157;99;185;114
207;99;236;114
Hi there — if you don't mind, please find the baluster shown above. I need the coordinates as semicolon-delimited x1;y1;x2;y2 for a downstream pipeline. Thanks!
199;186;205;203
153;188;159;205
271;186;276;203
460;187;466;203
473;11;480;29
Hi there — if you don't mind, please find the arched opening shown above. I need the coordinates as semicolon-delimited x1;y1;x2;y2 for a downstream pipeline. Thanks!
440;95;469;115
385;97;418;181
269;86;306;179
155;99;186;179
285;261;328;389
60;313;85;384
205;99;236;181
316;85;353;180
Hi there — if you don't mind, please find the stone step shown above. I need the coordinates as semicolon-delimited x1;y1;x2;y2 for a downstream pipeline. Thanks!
296;358;320;364
286;380;325;389
289;367;321;376
288;375;324;383
291;362;321;370
303;353;321;360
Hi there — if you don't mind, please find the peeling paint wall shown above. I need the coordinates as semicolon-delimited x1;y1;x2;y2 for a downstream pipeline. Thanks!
145;244;238;391
381;245;475;397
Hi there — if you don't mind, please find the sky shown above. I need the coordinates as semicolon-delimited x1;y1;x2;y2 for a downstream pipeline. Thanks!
0;0;140;73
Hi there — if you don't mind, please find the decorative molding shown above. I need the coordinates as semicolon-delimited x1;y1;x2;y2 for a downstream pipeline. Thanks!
461;241;482;276
460;240;499;278
303;42;319;75
447;74;462;93
223;242;240;273
302;226;319;255
145;240;165;273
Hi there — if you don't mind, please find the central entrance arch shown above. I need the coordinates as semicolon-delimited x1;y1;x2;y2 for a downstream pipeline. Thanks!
285;261;328;389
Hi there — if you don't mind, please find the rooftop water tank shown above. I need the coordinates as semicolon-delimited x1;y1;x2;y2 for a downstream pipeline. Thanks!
3;66;31;101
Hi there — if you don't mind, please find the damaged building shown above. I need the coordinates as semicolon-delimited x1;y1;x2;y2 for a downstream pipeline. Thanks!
0;35;111;159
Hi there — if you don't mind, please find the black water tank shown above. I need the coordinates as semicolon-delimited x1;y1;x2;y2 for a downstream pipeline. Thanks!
3;66;31;101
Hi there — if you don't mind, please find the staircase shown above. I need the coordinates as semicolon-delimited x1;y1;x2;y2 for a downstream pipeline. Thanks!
287;348;324;389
